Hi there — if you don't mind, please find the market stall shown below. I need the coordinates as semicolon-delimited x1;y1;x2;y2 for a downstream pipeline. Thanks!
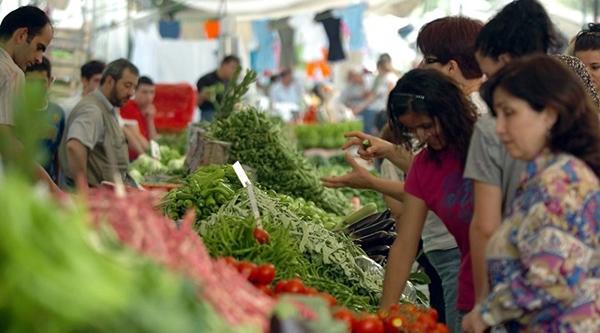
0;69;448;333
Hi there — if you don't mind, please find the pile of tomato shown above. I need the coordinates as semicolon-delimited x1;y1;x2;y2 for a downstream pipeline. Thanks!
333;304;449;333
221;257;450;333
222;256;337;306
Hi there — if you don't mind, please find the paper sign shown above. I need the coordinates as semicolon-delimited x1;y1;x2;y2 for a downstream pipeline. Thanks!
232;161;261;224
232;161;251;187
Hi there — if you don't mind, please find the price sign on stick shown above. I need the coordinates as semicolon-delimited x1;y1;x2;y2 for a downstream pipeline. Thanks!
232;161;261;225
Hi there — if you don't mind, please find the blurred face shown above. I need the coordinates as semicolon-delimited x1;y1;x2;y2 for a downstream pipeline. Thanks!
493;87;556;160
397;111;445;150
574;49;600;90
220;61;239;80
106;69;138;107
25;70;51;109
348;72;363;84
475;51;505;78
13;24;53;71
82;73;102;95
135;83;155;107
281;73;293;86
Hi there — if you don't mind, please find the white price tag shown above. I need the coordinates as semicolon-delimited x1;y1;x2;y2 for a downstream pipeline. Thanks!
232;161;251;187
232;161;261;224
150;140;161;160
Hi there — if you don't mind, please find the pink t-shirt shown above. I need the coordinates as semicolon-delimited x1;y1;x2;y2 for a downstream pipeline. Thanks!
404;148;475;311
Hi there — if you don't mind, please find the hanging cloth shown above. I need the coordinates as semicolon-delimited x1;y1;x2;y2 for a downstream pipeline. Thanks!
269;17;296;69
251;20;276;73
334;3;367;51
314;10;346;62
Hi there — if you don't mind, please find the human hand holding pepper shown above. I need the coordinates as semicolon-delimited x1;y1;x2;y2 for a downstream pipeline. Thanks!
342;131;396;161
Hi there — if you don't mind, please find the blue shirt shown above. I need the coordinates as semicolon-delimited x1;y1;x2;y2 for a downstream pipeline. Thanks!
41;102;65;183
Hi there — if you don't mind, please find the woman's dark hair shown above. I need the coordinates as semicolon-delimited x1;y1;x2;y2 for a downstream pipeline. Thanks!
417;16;484;79
387;69;477;164
475;0;561;59
0;6;51;41
481;54;600;176
574;23;600;52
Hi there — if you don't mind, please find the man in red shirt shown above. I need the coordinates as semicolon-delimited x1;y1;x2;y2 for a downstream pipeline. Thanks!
119;76;156;159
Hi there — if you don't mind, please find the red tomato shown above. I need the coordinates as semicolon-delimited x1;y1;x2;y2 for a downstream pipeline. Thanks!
319;292;337;307
433;323;450;333
257;285;275;297
236;261;257;279
283;278;305;294
417;313;436;331
333;308;355;331
253;227;270;244
251;264;276;285
386;304;401;317
426;308;438;322
274;280;289;294
377;309;389;320
305;287;319;295
383;314;407;333
352;314;384;333
223;256;237;267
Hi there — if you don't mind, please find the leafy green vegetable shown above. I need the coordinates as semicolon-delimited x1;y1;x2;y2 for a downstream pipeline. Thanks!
209;107;349;215
200;187;382;312
213;67;257;120
294;121;362;149
317;164;386;210
156;132;188;156
162;165;240;220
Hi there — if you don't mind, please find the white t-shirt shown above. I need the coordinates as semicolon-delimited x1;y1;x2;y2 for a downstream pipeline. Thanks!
368;72;399;111
0;47;25;126
269;81;303;107
289;14;328;62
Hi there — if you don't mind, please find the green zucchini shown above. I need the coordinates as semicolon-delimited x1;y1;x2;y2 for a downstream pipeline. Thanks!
335;203;378;231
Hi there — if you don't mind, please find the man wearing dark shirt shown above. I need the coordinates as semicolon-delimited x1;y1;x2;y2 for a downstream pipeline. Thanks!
196;55;239;122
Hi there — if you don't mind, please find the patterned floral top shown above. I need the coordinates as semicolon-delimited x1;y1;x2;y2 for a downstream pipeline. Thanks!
480;152;600;332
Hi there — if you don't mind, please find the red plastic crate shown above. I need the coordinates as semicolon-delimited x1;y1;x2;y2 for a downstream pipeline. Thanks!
153;83;197;133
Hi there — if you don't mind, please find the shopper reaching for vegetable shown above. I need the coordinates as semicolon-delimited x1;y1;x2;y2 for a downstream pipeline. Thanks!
341;130;412;173
321;152;406;201
325;69;477;328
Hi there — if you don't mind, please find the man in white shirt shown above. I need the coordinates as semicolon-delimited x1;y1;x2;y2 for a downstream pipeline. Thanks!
0;6;58;192
269;69;304;120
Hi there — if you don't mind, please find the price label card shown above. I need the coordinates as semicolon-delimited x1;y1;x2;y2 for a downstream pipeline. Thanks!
150;140;161;160
232;161;251;187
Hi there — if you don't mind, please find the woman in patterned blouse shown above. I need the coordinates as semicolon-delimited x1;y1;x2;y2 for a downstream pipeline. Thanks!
463;54;600;332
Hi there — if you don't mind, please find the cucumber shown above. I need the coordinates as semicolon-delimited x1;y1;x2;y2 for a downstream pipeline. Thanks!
334;203;378;231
